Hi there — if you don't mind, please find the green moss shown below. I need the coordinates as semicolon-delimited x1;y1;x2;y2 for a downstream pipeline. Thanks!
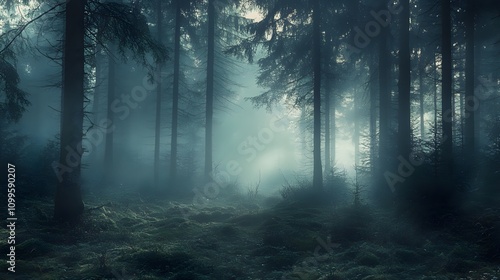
59;251;82;266
394;248;420;264
356;251;380;266
344;266;376;279
331;206;372;243
229;213;266;227
17;238;54;259
445;258;479;273
216;224;238;237
324;272;347;280
132;250;213;275
264;251;300;270
251;245;280;256
190;210;232;223
362;275;397;280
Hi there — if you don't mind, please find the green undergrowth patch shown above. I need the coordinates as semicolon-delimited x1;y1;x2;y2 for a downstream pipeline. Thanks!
8;191;500;279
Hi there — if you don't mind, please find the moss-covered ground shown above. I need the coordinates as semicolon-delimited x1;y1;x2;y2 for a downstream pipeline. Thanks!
2;188;499;280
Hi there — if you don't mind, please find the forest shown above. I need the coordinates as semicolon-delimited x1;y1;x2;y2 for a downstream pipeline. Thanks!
1;0;500;279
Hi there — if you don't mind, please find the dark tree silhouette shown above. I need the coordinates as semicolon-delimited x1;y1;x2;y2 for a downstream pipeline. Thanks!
311;0;323;190
398;0;411;160
170;0;182;185
464;0;475;169
441;0;453;176
54;0;86;222
153;0;163;187
204;0;216;180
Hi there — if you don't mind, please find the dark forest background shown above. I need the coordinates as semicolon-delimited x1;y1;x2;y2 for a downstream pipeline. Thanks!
1;0;500;279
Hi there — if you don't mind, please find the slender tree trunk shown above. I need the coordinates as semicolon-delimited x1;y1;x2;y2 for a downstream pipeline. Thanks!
433;55;439;177
300;103;308;166
324;76;331;175
419;50;425;138
331;88;336;166
324;33;334;175
205;0;215;180
475;39;482;149
103;50;115;183
441;0;454;175
353;87;360;167
170;1;181;185
398;0;411;159
54;0;86;222
464;0;475;168
459;68;464;148
91;45;103;164
379;19;390;169
374;4;393;205
370;50;378;178
312;0;323;190
153;0;162;188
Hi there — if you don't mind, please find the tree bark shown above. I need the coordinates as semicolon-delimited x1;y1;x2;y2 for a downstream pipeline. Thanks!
441;0;453;175
312;0;323;190
464;0;475;168
324;32;334;175
433;55;439;177
54;0;86;222
370;50;378;178
398;0;411;159
378;18;390;170
324;75;331;174
353;87;360;167
419;50;425;139
170;0;181;185
153;0;163;187
103;49;115;183
205;0;215;180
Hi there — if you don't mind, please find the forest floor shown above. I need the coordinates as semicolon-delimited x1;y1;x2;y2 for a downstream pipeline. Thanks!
2;186;500;280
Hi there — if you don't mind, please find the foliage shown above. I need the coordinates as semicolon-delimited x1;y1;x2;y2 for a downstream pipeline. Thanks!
0;52;30;123
88;0;168;67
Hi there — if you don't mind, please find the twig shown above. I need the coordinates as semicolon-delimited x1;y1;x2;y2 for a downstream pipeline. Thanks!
0;2;65;54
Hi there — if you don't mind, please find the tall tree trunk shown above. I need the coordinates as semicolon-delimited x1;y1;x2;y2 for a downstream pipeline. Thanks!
353;87;360;167
312;0;323;190
378;18;390;170
170;1;181;185
54;0;86;222
459;68;464;148
205;0;215;180
377;12;391;203
331;88;336;167
475;37;482;149
299;103;308;166
441;0;453;175
91;44;104;164
324;76;331;175
370;50;378;178
433;55;439;177
398;0;411;159
464;0;475;168
324;32;334;175
419;50;425;138
153;0;162;188
103;50;115;183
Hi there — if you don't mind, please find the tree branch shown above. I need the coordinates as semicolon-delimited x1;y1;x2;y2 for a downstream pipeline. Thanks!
0;2;65;55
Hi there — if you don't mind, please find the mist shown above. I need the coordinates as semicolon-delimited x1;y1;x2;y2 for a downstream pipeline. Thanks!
1;0;500;279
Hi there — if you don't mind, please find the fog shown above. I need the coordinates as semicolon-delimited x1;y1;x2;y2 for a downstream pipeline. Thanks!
2;0;500;279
